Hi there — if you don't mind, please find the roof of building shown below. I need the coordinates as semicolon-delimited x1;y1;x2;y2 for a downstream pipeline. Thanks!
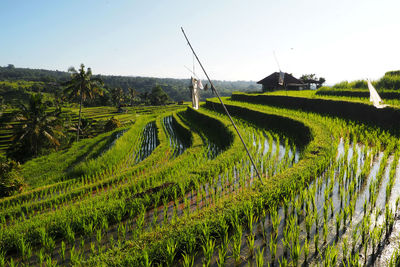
257;72;304;86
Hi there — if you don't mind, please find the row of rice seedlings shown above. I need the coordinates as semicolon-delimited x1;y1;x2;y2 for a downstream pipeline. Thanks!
8;119;293;265
0;110;258;264
133;121;159;164
186;134;398;267
74;120;296;266
0;115;154;209
158;136;301;266
79;97;366;266
0;119;162;225
0;115;179;226
162;115;189;158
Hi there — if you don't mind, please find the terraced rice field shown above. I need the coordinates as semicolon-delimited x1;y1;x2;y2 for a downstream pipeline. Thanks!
1;95;400;266
0;104;184;156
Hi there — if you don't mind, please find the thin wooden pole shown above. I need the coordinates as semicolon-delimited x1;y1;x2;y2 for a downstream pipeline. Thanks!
181;27;263;184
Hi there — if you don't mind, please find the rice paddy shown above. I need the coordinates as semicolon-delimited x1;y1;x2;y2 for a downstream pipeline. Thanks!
1;95;400;266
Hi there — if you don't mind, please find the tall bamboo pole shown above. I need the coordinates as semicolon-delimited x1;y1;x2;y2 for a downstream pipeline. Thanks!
181;27;263;184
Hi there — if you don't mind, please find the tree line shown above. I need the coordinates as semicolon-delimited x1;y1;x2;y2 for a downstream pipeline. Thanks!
0;65;261;103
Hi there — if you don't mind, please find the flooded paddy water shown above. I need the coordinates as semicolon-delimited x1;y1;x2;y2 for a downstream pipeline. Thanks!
189;138;400;266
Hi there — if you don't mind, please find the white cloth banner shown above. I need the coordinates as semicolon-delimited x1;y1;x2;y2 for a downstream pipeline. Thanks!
279;71;285;86
367;79;387;108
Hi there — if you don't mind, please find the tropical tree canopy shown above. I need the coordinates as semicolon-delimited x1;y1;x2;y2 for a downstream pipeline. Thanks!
150;85;171;105
6;93;64;162
63;64;104;103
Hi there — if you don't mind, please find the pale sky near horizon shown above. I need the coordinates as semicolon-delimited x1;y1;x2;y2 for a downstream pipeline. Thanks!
1;0;399;85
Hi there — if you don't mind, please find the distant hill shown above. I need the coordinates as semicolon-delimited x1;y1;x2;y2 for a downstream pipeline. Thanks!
0;65;261;102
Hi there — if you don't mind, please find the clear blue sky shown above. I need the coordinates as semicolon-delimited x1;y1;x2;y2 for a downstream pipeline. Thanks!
1;0;399;84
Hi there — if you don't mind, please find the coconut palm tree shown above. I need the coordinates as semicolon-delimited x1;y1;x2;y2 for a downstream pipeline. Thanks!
6;93;63;162
63;64;103;141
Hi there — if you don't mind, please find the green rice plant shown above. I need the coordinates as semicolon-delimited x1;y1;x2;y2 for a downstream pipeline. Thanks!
246;234;255;258
269;234;277;265
282;223;290;258
323;202;328;225
335;211;342;239
323;243;337;267
340;187;344;209
278;257;288;267
142;250;152;267
343;205;350;228
117;222;127;238
323;222;328;244
17;236;27;258
361;214;370;246
389;249;400;267
65;224;75;245
341;236;348;263
363;198;368;216
231;232;242;266
255;247;264;267
37;248;45;266
70;245;77;264
60;240;66;260
260;210;268;244
363;235;369;265
83;221;94;237
385;204;395;239
46;255;58;267
202;238;215;267
295;197;302;222
96;229;103;245
291;238;302;267
396;197;400;215
351;226;359;255
165;239;177;267
153;206;159;225
270;206;281;239
314;209;319;232
349;198;356;224
101;216;109;231
371;226;379;257
304;237;309;263
90;241;96;254
216;243;227;267
305;212;313;239
182;251;194;267
314;231;319;255
43;236;56;253
0;250;5;267
347;252;360;267
244;203;256;233
283;197;289;220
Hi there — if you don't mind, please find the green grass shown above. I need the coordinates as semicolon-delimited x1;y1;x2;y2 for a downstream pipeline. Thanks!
260;89;400;108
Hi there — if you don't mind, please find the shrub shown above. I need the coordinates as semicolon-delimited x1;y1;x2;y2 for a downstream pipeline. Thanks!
0;157;24;197
104;117;121;132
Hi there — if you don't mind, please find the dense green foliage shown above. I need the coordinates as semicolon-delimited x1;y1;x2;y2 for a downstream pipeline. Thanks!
0;65;261;102
330;70;400;90
4;94;64;162
0;158;24;197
